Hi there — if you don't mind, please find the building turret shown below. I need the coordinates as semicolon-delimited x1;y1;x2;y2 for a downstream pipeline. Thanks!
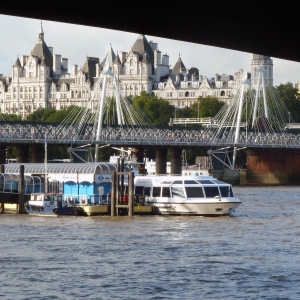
251;54;273;86
13;57;22;79
172;54;186;75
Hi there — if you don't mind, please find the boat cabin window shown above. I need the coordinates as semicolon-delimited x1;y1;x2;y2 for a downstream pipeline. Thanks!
184;180;199;185
172;180;183;184
219;186;234;197
161;181;173;184
171;187;185;198
135;186;144;195
44;195;52;201
197;180;214;184
135;186;151;196
162;187;171;197
185;187;205;198
144;187;151;196
152;186;161;197
203;186;220;198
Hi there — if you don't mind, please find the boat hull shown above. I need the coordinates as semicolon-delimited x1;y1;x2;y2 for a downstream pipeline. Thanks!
25;200;84;216
149;201;242;216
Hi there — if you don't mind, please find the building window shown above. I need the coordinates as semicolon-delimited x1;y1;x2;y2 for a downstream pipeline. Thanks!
221;91;225;96
185;91;190;97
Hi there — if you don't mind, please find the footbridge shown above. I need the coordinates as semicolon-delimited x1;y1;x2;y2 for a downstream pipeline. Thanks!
1;63;300;184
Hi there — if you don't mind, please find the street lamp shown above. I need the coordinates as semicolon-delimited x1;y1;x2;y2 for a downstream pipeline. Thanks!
198;100;200;119
288;111;291;127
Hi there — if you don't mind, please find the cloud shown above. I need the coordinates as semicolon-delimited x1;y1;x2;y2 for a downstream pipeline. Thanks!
0;14;299;86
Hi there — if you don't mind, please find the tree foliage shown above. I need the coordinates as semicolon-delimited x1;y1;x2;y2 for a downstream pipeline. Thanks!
25;108;56;122
190;96;225;118
133;91;174;126
1;114;22;121
276;82;300;122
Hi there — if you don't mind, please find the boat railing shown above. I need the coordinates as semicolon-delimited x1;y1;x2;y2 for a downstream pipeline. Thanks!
63;194;109;206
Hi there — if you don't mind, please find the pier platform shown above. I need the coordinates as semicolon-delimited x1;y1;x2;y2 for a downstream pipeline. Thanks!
81;205;153;216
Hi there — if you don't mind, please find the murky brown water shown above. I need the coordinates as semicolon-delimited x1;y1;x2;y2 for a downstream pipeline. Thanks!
1;186;300;299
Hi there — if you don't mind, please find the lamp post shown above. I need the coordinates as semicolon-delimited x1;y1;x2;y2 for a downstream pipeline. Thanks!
198;100;200;120
288;111;291;127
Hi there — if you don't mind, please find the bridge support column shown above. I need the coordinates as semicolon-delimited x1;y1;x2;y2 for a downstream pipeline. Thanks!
132;148;147;175
0;145;7;165
16;145;30;163
155;148;167;175
30;145;45;163
170;148;182;175
209;148;225;180
0;165;4;213
245;149;300;185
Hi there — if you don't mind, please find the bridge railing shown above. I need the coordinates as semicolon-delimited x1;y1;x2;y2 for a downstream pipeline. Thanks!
1;122;300;149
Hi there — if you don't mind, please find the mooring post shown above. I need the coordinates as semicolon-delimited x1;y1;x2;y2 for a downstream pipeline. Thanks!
0;164;4;213
18;164;25;214
111;172;116;216
116;158;120;215
128;171;134;217
120;157;124;207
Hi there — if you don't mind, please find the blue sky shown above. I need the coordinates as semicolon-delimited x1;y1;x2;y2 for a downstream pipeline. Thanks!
0;14;299;86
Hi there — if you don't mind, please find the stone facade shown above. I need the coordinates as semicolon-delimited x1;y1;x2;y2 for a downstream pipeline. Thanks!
0;23;274;118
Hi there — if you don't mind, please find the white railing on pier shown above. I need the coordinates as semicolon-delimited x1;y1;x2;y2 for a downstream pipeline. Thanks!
169;118;248;127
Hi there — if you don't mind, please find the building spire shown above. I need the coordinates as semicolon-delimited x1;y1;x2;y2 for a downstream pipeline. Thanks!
39;20;44;40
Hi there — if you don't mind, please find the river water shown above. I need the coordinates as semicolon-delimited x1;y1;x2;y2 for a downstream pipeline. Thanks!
1;186;300;300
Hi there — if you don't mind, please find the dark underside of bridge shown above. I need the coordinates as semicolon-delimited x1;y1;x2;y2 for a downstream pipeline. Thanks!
1;1;300;62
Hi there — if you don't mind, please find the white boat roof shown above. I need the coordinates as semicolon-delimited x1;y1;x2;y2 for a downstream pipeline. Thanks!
4;163;131;175
135;174;230;185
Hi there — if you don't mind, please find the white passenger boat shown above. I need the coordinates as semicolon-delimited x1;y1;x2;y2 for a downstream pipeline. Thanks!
25;193;84;216
134;174;241;216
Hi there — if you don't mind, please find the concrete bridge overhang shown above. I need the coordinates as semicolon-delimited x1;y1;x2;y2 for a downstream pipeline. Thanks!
1;2;299;63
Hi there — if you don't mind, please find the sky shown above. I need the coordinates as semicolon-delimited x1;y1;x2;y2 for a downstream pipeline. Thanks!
0;14;300;86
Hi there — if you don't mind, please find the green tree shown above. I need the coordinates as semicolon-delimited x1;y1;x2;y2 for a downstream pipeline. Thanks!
26;108;56;122
175;106;192;118
190;96;224;118
276;82;300;122
3;114;23;121
133;91;174;126
45;105;79;123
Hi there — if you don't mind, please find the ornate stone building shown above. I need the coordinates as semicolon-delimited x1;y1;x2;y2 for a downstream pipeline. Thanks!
0;23;274;117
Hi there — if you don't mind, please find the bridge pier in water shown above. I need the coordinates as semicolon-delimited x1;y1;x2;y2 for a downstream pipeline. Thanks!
132;148;147;175
0;145;6;165
16;145;30;163
155;148;167;175
170;148;181;175
0;164;4;213
244;149;300;185
30;145;44;163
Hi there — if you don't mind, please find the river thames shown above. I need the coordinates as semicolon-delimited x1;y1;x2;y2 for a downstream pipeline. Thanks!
1;186;300;299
